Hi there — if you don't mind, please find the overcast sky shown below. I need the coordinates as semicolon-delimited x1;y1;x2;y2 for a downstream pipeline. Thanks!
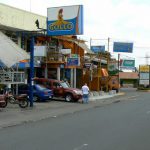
1;0;150;67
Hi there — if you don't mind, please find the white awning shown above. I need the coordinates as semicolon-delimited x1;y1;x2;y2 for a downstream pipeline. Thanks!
0;31;29;68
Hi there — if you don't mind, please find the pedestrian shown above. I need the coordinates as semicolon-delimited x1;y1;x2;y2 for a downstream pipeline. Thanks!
81;83;90;104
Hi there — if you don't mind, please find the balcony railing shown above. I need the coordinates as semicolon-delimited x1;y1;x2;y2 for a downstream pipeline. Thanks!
0;70;25;84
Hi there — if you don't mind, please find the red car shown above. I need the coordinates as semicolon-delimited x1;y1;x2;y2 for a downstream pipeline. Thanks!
34;78;82;102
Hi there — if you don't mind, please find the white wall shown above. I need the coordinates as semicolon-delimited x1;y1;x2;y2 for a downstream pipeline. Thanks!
0;3;46;31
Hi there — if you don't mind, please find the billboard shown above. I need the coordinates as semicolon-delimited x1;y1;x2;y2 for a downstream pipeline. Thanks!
113;42;133;53
47;5;83;36
120;59;135;68
91;46;105;53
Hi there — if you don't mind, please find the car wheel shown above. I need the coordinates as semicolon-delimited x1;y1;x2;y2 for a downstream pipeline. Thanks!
65;94;73;102
33;96;40;102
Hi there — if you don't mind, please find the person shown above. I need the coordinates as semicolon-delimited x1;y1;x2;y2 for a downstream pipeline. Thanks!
81;83;90;104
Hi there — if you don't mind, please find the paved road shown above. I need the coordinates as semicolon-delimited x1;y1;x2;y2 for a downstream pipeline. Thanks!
0;88;150;150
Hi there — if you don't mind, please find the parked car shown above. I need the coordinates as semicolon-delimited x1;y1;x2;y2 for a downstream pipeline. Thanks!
18;84;53;102
33;78;82;102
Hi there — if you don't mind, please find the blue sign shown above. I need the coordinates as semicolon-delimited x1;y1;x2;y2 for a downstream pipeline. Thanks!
47;5;83;36
67;58;79;66
113;42;133;53
91;46;105;53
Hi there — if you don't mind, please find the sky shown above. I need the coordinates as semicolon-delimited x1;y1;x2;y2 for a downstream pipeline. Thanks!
1;0;150;67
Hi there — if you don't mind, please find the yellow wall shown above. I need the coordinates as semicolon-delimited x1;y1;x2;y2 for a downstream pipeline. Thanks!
0;3;46;31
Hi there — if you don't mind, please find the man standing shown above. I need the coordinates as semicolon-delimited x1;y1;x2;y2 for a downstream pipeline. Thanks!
81;83;90;104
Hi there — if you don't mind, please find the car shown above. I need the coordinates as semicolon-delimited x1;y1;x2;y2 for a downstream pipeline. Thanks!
33;78;82;102
18;84;53;102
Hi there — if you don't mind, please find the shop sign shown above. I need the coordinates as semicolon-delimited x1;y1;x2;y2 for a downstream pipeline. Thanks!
139;80;149;85
70;54;78;58
67;57;80;66
84;63;92;68
139;73;149;80
121;59;135;68
139;65;149;72
47;5;83;35
60;49;71;54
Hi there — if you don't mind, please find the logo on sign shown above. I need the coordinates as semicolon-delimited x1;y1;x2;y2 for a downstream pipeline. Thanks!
48;8;73;31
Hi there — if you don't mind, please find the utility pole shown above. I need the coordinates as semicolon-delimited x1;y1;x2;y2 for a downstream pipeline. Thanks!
108;37;110;52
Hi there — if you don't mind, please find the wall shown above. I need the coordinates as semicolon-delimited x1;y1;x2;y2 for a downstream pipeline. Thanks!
0;3;46;31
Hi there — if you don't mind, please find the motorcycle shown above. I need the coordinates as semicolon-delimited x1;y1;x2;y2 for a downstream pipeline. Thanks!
6;91;29;108
0;94;7;108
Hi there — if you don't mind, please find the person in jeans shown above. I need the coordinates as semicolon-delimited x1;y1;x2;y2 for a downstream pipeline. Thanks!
81;83;90;104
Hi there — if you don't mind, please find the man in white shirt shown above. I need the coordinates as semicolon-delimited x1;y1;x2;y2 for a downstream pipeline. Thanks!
81;83;90;104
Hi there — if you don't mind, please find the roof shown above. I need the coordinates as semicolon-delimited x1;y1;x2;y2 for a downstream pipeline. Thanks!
0;31;29;68
53;36;94;54
119;72;139;79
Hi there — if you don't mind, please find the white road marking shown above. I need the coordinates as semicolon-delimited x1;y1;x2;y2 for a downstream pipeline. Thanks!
73;144;88;150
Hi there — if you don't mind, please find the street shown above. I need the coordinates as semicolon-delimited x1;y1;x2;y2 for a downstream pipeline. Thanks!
0;89;150;150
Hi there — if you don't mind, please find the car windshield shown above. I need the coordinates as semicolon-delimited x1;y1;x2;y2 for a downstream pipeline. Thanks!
60;82;70;88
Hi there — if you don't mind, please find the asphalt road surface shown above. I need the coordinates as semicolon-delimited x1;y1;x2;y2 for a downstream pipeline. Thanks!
0;88;150;150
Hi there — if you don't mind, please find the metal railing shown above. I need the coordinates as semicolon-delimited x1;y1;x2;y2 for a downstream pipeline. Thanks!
0;70;25;84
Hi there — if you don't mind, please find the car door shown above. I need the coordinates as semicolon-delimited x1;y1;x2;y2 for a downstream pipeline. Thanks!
53;82;64;97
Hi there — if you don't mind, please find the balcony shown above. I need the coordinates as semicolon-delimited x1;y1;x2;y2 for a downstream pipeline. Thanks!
0;70;25;84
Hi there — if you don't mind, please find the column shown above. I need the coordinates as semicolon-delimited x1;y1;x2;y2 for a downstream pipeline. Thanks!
74;68;76;88
57;67;60;81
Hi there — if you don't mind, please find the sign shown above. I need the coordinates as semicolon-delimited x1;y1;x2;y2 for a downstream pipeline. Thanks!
91;46;105;53
139;65;150;86
113;42;133;53
121;59;135;68
139;73;149;80
139;80;149;85
70;54;78;58
47;5;83;36
84;63;92;68
139;65;149;72
60;49;71;54
67;57;80;66
34;46;47;57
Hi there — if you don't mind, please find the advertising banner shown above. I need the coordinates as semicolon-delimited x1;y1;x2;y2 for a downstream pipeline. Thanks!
47;5;83;36
91;46;105;53
113;42;133;53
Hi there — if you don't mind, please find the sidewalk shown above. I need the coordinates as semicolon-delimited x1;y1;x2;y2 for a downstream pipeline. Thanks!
0;91;124;129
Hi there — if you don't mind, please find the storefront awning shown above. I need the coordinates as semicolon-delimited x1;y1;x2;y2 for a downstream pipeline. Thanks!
0;31;29;68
